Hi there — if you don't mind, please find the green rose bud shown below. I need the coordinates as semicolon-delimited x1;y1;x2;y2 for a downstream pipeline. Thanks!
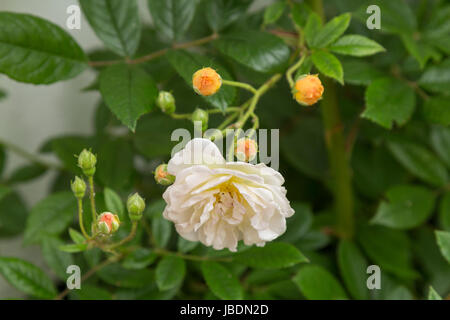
71;176;86;199
154;164;175;186
156;91;176;115
127;193;146;221
192;108;209;131
78;149;97;177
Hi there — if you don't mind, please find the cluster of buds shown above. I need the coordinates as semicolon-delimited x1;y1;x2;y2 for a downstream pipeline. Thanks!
78;149;97;176
192;67;222;96
235;138;258;162
127;193;146;222
156;91;176;115
292;74;324;106
97;212;120;235
154;164;175;186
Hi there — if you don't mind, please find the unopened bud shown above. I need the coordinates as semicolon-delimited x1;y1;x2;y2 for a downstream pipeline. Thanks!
192;67;222;96
293;74;324;106
71;176;86;199
154;164;175;186
97;212;120;235
235;138;258;162
77;149;97;176
192;108;209;131
156;91;176;114
127;193;145;221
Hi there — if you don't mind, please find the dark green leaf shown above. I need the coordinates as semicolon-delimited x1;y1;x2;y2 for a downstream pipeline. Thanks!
7;164;47;184
0;144;6;176
147;0;197;42
362;78;416;129
122;248;157;270
0;257;56;299
341;59;384;86
205;0;252;32
70;284;112;300
439;194;450;231
435;230;450;264
311;51;343;84
431;125;450;169
98;263;155;288
263;1;286;26
50;135;93;173
24;192;76;244
177;237;199;253
419;58;450;95
80;0;140;56
0;12;87;84
100;64;158;131
41;236;74;280
278;202;313;243
214;31;290;73
330;35;385;57
201;261;243;300
148;200;172;248
0;191;28;237
156;256;186;290
423;96;450;126
104;187;125;219
293;265;348;300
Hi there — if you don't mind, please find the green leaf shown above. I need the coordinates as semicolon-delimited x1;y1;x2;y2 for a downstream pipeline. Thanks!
234;242;308;269
205;0;252;32
311;51;344;84
431;125;450;170
80;0;140;57
387;139;448;187
166;50;236;111
98;263;155;288
100;64;158;131
156;256;186;291
201;261;243;300
69;228;85;244
41;236;74;280
291;2;312;28
337;240;369;300
0;145;6;176
122;248;157;270
423;96;450;126
50;136;94;173
0;191;28;237
293;265;348;300
70;284;112;300
311;13;351;48
341;59;384;86
330;35;385;57
0;12;87;84
371;184;436;229
104;187;125;219
7;164;47;185
147;200;172;248
304;12;322;48
263;1;286;26
59;243;88;253
362;78;416;129
428;286;443;300
435;230;450;264
419;58;450;95
147;0;197;42
0;257;56;299
439;193;450;231
24;192;77;244
214;31;290;73
278;202;313;243
177;237;199;253
357;225;418;279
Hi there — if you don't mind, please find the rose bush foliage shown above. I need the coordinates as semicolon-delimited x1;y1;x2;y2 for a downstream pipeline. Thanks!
0;0;449;300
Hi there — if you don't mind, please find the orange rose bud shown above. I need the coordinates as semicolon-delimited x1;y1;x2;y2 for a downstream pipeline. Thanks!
235;138;258;162
293;74;324;106
97;212;120;235
192;67;222;96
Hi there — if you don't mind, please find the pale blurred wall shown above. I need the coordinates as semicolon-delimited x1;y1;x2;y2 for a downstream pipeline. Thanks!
0;0;270;298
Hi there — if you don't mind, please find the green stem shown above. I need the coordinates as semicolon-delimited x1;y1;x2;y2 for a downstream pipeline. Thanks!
222;79;257;94
286;54;306;87
309;0;354;239
77;198;90;239
88;176;97;228
105;221;138;250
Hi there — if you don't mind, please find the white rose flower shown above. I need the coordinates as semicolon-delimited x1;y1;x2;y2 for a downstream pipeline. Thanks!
162;138;295;252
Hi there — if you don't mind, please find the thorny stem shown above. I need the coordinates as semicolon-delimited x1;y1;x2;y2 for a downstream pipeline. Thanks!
88;33;219;67
77;198;90;239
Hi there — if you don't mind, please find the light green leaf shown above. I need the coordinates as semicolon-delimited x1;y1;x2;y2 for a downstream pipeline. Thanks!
400;35;437;70
156;256;186;291
166;50;236;112
371;184;436;229
419;59;450;95
337;240;369;300
428;286;443;300
59;243;88;253
24;192;76;245
100;64;158;131
234;242;308;269
69;228;85;244
362;78;416;129
122;248;156;270
42;236;74;280
205;0;252;32
80;0;140;56
0;257;56;299
330;35;385;57
311;51;344;84
311;13;351;48
387;140;448;187
293;265;348;300
435;230;450;264
304;12;322;48
263;1;286;26
423;96;450;126
104;187;125;219
0;12;87;84
214;31;290;73
147;0;197;42
201;261;243;300
291;2;312;28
